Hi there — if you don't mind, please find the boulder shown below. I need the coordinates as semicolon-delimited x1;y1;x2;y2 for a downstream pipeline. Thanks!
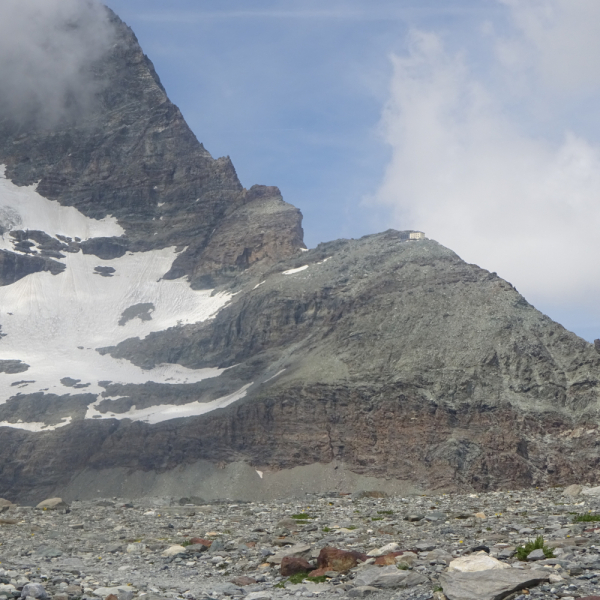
317;547;369;572
161;545;186;557
582;485;600;496
563;484;583;497
440;569;550;600
20;584;49;600
448;551;510;573
280;556;313;576
347;587;381;597
354;566;428;589
269;543;312;564
229;577;256;587
36;498;67;510
367;542;401;557
374;553;403;566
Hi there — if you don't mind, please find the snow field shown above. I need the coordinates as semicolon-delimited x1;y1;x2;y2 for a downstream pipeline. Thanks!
0;166;251;430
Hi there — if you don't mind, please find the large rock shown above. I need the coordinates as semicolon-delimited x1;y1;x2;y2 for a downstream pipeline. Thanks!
317;547;369;572
563;484;583;497
280;556;313;576
354;565;428;589
269;544;312;565
440;569;550;600
36;498;67;510
447;552;510;572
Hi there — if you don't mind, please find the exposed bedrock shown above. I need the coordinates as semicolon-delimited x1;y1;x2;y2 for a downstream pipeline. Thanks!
0;249;65;285
0;390;598;504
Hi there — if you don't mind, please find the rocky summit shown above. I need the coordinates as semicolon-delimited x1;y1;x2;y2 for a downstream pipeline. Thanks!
1;4;600;504
2;485;600;600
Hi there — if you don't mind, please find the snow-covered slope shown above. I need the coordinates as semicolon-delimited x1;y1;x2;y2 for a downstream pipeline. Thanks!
0;166;248;430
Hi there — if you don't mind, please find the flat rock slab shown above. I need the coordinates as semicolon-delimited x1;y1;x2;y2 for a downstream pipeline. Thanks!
354;565;428;589
440;569;550;600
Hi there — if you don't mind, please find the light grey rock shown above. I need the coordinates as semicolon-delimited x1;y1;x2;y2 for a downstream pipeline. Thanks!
20;584;48;600
347;586;380;597
581;485;600;496
526;548;545;561
563;484;583;497
439;569;550;600
245;593;271;600
269;544;312;564
35;498;67;510
354;566;428;589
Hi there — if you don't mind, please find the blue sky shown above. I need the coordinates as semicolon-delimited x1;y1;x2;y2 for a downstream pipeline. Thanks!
102;0;600;343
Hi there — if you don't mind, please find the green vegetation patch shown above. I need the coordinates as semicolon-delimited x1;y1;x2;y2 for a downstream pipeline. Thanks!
377;510;394;515
515;536;554;561
292;513;315;520
572;513;600;522
281;572;328;586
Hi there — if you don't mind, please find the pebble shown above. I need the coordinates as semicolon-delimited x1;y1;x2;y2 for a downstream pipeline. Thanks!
0;487;597;600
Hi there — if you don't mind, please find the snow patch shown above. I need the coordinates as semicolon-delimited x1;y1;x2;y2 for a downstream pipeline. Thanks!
85;383;252;424
0;165;123;242
0;248;231;398
0;416;72;432
0;166;241;431
283;265;308;275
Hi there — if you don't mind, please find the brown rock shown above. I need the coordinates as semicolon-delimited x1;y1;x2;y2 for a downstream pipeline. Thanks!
317;547;369;572
190;537;212;547
280;556;313;576
374;553;403;566
307;568;329;577
230;577;257;586
105;595;118;600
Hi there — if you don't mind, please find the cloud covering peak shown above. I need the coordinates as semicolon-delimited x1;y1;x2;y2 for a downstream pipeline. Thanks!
0;0;114;127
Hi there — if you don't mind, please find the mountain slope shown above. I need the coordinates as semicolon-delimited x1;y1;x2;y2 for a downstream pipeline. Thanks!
0;7;599;502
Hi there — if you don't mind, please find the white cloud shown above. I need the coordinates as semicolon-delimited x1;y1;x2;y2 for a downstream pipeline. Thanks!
0;0;114;127
373;6;600;335
497;0;600;96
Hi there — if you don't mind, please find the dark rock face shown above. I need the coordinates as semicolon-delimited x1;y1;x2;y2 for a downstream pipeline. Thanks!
0;9;304;282
0;360;29;374
0;249;65;286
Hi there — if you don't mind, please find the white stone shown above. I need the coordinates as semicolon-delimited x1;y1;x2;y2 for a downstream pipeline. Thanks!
161;545;186;557
367;542;401;557
448;551;510;573
581;485;600;496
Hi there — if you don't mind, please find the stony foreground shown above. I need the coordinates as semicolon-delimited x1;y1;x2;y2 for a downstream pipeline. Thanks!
1;486;600;600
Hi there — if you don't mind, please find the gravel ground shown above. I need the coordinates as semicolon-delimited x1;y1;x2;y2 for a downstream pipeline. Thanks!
1;485;600;600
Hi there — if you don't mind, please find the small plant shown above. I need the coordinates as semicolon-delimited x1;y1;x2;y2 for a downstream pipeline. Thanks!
180;540;192;547
377;510;394;515
287;572;309;584
572;513;600;522
397;564;409;570
274;582;285;589
433;586;443;593
515;536;554;561
322;526;331;532
347;525;357;530
371;517;383;521
292;513;314;520
283;572;329;585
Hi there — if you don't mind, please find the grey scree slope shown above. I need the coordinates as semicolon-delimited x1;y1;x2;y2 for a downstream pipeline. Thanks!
0;7;599;504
